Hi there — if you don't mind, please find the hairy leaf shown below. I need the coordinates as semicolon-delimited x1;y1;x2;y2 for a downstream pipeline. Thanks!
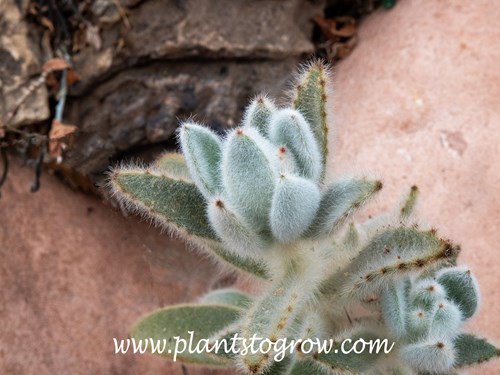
305;178;382;239
243;95;276;136
269;108;322;181
131;304;241;366
322;226;461;298
154;152;192;181
179;122;222;198
270;173;320;243
454;334;500;367
292;61;329;177
222;127;276;233
309;331;386;373
199;288;252;309
110;168;216;240
436;267;479;320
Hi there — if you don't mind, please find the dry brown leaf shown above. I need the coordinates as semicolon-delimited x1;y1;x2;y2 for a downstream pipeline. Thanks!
331;16;357;38
313;15;358;62
27;2;38;16
42;58;70;73
72;25;87;53
45;73;60;92
43;58;79;89
50;120;77;140
332;36;358;60
66;69;80;86
40;16;55;33
313;15;357;40
49;120;77;160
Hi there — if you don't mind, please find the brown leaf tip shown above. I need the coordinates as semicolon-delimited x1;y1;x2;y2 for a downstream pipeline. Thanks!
442;241;461;258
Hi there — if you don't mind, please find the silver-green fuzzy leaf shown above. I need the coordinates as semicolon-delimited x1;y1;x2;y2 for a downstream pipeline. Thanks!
406;307;431;342
306;178;383;238
110;168;270;279
381;281;409;340
270;173;321;243
243;95;276;136
410;278;446;311
321;227;461;298
311;330;386;373
436;267;479;320
269;108;322;181
342;222;360;252
273;145;298;174
430;300;462;339
292;61;329;176
131;304;241;366
454;334;500;367
288;359;330;374
179;122;222;199
203;241;271;279
110;168;216;240
207;197;267;257
154;152;192;181
199;288;252;309
400;337;455;374
221;127;276;233
400;185;419;220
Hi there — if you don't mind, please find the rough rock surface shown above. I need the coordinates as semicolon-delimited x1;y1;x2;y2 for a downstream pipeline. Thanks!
65;0;324;181
0;0;49;127
72;0;320;85
65;60;300;180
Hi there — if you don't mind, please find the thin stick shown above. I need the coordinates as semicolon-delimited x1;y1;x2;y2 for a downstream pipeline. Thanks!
0;147;9;191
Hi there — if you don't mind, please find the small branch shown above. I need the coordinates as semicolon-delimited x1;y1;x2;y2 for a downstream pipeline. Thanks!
0;147;9;196
112;0;131;29
31;139;46;193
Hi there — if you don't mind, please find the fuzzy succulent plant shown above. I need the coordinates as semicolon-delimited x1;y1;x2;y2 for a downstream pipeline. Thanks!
108;61;498;375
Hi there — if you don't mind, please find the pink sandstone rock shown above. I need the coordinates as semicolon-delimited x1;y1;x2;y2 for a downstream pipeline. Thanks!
329;1;500;373
0;164;233;375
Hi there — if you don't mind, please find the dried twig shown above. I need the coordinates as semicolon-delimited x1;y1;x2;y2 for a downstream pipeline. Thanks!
112;0;130;29
31;139;46;193
0;147;9;195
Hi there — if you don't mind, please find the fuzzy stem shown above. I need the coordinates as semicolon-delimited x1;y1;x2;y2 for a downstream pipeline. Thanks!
238;260;319;374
